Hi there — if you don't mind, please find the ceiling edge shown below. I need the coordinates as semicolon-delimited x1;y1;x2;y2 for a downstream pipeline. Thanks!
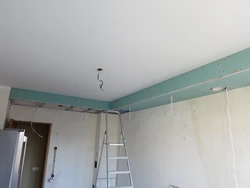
9;88;110;110
9;47;250;112
110;47;250;111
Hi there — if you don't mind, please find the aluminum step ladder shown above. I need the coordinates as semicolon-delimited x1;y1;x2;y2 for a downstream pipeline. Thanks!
94;111;134;188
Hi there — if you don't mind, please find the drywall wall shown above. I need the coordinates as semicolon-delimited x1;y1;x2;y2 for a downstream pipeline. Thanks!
9;106;119;188
121;86;250;188
0;86;11;129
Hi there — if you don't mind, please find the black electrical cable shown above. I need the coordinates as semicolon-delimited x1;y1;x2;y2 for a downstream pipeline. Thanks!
97;71;104;91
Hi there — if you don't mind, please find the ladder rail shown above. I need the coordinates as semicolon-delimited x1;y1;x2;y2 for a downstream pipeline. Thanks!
94;131;106;187
95;112;134;188
106;112;110;188
119;115;134;187
121;133;134;187
115;134;123;187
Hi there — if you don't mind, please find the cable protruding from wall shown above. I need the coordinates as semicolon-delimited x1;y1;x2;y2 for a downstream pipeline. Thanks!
129;106;132;120
225;88;238;188
30;108;44;138
168;95;173;116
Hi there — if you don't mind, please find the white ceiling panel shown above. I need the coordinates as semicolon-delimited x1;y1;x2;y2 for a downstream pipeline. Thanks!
1;0;250;101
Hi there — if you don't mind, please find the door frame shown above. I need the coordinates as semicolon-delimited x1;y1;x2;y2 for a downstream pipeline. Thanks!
9;119;52;188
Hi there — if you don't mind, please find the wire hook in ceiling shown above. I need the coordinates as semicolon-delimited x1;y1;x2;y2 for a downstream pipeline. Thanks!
97;68;104;91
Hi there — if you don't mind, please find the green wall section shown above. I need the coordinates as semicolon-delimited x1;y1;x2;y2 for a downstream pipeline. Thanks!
10;48;250;112
110;47;250;111
10;88;110;110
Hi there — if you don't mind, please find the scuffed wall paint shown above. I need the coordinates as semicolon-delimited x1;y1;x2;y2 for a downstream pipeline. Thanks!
121;86;250;188
189;91;233;187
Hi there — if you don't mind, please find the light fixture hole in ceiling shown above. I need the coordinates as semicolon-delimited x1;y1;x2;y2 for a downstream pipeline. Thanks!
97;68;103;71
211;86;227;92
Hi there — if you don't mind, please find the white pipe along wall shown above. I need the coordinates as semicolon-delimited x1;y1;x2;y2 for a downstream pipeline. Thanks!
120;86;250;188
9;106;119;188
0;86;11;129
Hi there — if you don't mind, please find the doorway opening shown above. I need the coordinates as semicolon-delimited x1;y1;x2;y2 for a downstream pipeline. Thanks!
9;119;51;188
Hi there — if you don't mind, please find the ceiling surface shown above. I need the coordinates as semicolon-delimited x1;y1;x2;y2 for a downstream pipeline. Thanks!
1;0;250;101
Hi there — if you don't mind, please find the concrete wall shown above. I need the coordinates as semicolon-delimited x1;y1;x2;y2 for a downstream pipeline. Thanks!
0;86;11;129
121;86;250;188
10;106;115;188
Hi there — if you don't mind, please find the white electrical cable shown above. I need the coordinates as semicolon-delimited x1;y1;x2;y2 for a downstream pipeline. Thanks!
129;106;132;120
116;68;250;110
225;88;238;188
31;108;44;139
168;95;173;115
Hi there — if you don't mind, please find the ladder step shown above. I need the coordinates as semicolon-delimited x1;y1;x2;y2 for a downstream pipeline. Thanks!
97;177;116;180
108;156;128;160
108;143;124;146
109;171;131;175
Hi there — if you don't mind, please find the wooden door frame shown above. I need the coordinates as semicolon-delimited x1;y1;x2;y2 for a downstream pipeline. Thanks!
8;119;52;188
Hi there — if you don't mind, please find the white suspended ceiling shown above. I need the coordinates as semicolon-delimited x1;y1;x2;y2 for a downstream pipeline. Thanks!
1;0;250;101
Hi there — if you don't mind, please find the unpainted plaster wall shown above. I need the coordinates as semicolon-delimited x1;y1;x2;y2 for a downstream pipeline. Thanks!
121;86;250;188
10;106;117;188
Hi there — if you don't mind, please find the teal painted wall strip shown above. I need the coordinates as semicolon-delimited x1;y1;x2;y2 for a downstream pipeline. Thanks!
10;88;110;110
111;47;250;110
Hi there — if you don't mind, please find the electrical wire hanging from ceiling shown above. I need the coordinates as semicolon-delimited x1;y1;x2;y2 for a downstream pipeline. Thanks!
97;68;104;91
31;108;44;139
